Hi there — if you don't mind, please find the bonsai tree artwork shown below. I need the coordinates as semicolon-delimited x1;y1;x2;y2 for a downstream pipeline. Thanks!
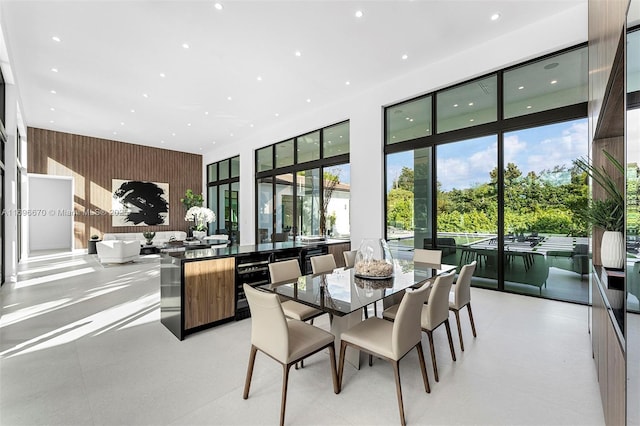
112;180;169;226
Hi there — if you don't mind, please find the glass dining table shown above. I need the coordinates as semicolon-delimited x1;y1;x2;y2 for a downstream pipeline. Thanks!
258;259;457;368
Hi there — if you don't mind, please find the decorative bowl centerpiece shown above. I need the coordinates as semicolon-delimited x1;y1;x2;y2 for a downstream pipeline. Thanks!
354;238;394;279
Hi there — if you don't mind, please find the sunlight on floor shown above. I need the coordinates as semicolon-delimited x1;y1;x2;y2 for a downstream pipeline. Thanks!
1;293;159;358
14;267;97;289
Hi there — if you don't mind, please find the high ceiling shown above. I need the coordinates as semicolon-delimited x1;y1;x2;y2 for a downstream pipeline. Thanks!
0;0;585;155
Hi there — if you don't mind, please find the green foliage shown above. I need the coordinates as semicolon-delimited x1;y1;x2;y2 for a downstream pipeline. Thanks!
387;159;591;236
181;189;203;211
387;188;413;230
573;150;624;232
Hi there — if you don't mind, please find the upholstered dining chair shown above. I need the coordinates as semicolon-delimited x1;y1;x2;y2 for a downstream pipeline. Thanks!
449;261;477;351
269;259;326;368
268;259;325;323
383;271;456;382
413;248;442;266
337;283;431;426
343;250;357;269
310;254;337;275
242;284;339;426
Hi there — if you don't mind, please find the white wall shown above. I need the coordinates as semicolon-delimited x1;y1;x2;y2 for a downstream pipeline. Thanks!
203;5;588;247
27;174;73;251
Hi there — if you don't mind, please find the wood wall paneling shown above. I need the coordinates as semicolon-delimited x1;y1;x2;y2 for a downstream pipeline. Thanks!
27;128;202;248
588;0;628;140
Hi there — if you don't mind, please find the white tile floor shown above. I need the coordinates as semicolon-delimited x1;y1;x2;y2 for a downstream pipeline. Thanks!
0;251;605;425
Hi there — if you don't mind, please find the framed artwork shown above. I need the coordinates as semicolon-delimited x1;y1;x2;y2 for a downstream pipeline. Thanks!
112;179;169;226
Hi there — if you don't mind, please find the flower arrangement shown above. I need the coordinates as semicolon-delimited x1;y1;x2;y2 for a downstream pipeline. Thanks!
185;206;216;231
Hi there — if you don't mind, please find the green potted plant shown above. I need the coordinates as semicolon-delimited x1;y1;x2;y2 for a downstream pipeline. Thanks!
574;149;624;268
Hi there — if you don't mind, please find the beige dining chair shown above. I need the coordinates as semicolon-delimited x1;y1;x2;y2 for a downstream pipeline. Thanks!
242;284;339;426
269;259;326;368
413;248;442;265
311;253;337;274
383;271;456;382
337;283;431;426
450;261;478;351
343;250;357;269
268;259;325;324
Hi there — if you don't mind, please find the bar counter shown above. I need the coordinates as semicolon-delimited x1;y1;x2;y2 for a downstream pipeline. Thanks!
160;239;351;340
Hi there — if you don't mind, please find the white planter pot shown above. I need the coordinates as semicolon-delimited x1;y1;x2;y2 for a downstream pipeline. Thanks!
601;231;624;269
192;230;207;241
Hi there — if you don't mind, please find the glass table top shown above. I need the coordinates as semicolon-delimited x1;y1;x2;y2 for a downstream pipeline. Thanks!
258;260;456;317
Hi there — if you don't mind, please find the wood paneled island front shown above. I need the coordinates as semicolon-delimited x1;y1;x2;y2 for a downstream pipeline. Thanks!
160;240;350;340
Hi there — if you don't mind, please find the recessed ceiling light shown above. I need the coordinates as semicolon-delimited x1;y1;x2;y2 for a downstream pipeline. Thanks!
550;80;558;84
214;2;223;10
230;133;234;137
227;96;232;101
401;54;408;60
409;119;414;122
470;118;475;122
113;131;117;135
294;50;301;57
275;113;280;117
50;107;55;111
51;67;58;72
159;73;166;78
199;148;203;151
49;120;54;123
204;111;209;115
491;13;500;21
142;93;149;98
355;10;363;18
345;81;351;86
50;90;57;94
182;43;190;49
453;104;459;108
161;140;165;144
212;141;216;144
526;105;532;109
250;124;254;128
52;36;61;42
306;98;311;103
120;122;125;126
187;123;192;127
172;132;176;136
518;86;524;90
130;109;135;113
468;102;474;106
257;75;262;81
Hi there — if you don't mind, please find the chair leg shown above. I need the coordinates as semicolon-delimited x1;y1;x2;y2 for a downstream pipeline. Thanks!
243;345;258;399
453;309;465;351
467;303;477;337
415;343;431;393
337;340;347;391
280;363;292;426
426;330;439;382
391;360;406;426
328;344;339;394
445;319;456;362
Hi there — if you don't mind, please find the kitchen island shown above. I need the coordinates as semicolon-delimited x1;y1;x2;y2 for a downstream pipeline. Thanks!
160;240;351;340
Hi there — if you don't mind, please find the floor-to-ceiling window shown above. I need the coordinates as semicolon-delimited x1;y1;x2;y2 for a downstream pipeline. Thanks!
385;44;588;303
255;121;350;242
207;155;240;245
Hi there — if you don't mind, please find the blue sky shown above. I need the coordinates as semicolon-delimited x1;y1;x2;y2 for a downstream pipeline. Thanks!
386;118;588;192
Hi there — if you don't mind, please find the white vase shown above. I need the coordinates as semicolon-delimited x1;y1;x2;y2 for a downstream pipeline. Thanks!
192;230;207;241
601;231;624;269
